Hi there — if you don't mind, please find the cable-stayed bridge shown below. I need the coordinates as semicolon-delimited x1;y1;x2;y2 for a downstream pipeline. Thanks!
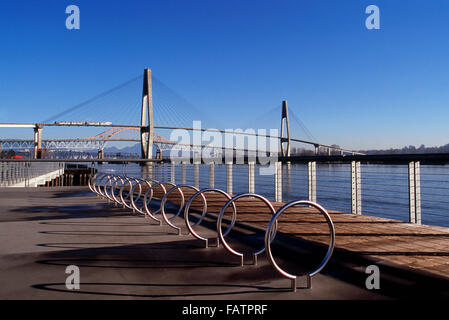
0;68;363;160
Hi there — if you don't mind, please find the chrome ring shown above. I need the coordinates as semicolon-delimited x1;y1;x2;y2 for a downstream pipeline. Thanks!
184;188;236;245
100;174;113;199
97;173;109;197
111;176;124;204
94;173;107;197
265;200;335;288
160;184;198;234
106;175;119;202
130;178;148;214
217;193;278;265
120;177;134;210
90;172;102;195
88;172;96;193
143;181;172;223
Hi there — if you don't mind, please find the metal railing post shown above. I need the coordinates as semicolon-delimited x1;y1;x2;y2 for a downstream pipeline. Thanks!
248;161;255;193
308;161;316;202
209;162;214;188
194;161;200;188
351;161;362;215
170;161;175;184
226;162;233;195
25;162;29;187
8;163;12;186
415;162;421;224
181;161;186;184
408;161;421;224
275;161;282;202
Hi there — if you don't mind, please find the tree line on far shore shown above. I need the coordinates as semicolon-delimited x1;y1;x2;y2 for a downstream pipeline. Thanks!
290;143;449;156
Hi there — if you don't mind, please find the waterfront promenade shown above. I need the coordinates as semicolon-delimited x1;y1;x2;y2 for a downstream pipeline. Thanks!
0;187;448;299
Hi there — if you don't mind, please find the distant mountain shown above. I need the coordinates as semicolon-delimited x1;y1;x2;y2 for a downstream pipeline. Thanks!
104;143;140;154
103;143;181;158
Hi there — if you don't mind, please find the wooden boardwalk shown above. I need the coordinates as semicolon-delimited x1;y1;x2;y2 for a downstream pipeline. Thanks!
150;185;449;280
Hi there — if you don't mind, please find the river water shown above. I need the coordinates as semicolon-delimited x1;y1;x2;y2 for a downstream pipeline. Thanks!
97;162;449;228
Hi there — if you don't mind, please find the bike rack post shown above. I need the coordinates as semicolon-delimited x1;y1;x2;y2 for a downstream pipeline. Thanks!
265;200;335;291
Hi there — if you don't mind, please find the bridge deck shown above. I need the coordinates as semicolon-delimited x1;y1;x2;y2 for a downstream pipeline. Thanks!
0;187;448;299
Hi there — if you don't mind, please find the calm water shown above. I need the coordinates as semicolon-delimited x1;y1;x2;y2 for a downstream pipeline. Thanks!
97;162;449;228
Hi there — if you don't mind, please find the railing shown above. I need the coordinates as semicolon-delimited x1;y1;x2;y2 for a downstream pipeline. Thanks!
275;155;449;227
0;161;64;187
96;153;449;228
2;153;449;227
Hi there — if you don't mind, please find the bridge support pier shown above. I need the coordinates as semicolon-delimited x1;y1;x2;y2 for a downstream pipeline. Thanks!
140;68;154;165
97;149;104;165
314;144;319;156
33;125;43;159
141;164;153;180
280;101;291;158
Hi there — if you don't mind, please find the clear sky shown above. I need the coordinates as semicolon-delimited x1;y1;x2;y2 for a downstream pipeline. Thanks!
1;0;449;150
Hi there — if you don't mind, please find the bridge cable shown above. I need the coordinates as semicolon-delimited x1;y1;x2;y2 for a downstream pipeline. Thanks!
289;108;317;142
42;75;142;123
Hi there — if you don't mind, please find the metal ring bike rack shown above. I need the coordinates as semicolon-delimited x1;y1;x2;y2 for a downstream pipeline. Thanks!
143;181;173;224
88;173;97;193
119;177;134;209
217;193;278;266
122;177;143;211
102;174;115;201
88;173;336;292
94;173;109;200
110;176;124;205
130;178;150;215
160;184;206;235
265;200;335;291
183;188;235;248
90;172;103;196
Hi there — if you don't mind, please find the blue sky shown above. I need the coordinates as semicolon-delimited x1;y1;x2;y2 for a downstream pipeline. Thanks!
0;0;449;150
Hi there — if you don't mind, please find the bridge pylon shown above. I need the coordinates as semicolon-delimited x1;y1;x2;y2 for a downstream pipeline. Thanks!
280;100;291;157
140;68;154;164
33;124;43;159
